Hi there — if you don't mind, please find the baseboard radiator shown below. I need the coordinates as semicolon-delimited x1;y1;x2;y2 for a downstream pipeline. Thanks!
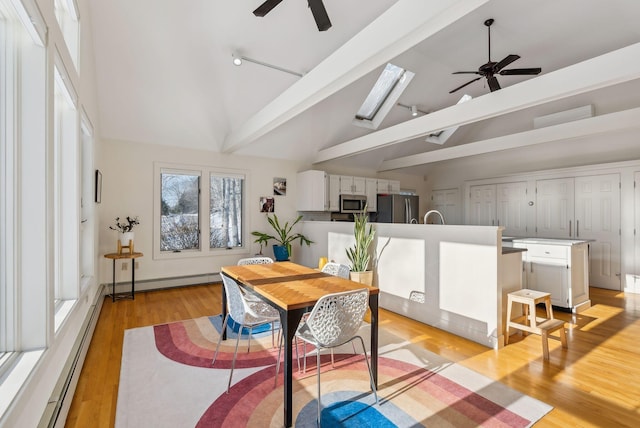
38;285;105;428
105;272;221;295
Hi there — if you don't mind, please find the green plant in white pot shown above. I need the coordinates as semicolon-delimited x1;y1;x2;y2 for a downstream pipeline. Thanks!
346;207;375;285
251;214;313;261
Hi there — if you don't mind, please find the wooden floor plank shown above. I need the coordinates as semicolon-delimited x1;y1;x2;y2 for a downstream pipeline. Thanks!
65;285;640;427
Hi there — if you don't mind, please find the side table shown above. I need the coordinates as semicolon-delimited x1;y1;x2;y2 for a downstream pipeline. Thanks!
104;252;143;302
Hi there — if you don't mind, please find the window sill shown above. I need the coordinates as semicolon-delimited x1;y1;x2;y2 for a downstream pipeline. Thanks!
0;349;44;420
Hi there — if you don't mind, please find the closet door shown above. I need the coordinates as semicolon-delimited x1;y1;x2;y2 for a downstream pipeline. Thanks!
636;171;640;292
432;188;460;225
497;182;528;237
536;178;575;238
575;174;621;290
468;185;496;226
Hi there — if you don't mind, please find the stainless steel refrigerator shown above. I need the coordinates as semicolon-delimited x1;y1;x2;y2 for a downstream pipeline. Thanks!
376;194;419;223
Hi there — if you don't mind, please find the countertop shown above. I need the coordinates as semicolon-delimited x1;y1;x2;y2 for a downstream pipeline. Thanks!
510;237;593;245
502;247;527;255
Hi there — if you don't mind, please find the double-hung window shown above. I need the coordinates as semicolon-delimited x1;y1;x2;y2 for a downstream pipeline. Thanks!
155;163;246;258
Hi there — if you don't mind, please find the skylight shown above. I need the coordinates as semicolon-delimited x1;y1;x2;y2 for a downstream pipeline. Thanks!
353;63;414;130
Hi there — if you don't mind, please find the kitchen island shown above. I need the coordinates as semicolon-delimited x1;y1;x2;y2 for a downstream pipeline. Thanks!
296;221;523;348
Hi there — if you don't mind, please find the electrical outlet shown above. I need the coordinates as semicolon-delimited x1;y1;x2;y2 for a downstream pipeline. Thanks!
122;262;128;271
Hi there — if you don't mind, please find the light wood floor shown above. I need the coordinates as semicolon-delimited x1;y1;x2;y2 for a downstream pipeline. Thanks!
66;285;640;427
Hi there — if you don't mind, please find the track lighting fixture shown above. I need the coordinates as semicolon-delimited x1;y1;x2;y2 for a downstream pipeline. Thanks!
397;103;427;116
231;53;304;77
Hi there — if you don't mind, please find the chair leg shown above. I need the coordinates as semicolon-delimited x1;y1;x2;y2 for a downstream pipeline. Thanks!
247;326;253;353
356;336;379;404
228;329;243;392
316;348;322;427
212;314;229;365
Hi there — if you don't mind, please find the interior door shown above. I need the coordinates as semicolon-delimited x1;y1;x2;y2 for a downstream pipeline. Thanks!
432;188;459;224
497;182;528;237
575;174;621;290
468;185;496;226
536;178;575;238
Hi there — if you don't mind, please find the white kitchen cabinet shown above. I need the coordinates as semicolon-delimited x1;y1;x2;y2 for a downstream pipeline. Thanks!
328;174;340;212
513;239;590;311
296;170;327;211
377;179;400;194
296;170;340;212
365;178;377;212
339;175;365;195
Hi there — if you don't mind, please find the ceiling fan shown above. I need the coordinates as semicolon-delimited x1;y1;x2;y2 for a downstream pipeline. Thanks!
449;18;541;94
253;0;332;32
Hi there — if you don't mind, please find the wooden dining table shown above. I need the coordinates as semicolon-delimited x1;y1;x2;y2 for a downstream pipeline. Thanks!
220;261;379;428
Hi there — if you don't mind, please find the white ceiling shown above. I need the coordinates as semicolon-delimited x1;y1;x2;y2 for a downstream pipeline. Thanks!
89;0;640;176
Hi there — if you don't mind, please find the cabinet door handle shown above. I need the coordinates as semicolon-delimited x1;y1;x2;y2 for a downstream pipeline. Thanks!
577;220;580;237
569;220;572;237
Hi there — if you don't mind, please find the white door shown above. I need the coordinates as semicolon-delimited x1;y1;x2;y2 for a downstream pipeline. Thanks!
497;182;529;237
536;178;575;238
575;174;621;290
432;188;460;224
468;185;496;226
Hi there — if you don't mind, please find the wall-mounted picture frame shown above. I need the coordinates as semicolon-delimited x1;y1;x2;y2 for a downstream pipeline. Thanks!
260;196;274;212
273;177;286;196
95;169;102;203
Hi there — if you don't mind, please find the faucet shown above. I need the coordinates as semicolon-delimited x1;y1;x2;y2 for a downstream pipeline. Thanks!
424;210;445;225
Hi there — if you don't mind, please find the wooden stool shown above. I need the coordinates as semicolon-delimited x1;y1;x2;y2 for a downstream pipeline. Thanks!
506;289;568;360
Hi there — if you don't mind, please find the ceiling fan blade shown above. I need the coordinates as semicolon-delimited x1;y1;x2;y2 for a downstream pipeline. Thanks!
449;77;481;94
253;0;284;17
308;0;332;31
500;67;542;75
452;71;481;75
492;54;520;73
487;75;501;92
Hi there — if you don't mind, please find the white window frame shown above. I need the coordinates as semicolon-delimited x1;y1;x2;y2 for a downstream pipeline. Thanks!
153;162;249;260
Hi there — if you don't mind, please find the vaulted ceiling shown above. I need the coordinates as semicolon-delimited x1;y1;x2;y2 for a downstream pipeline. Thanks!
90;0;640;176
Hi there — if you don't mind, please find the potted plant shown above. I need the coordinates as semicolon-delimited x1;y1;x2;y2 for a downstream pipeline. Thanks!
346;207;375;285
109;216;140;246
251;214;313;261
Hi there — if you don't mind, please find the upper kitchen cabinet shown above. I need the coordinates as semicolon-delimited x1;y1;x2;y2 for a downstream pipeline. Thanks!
340;176;366;195
365;178;377;212
377;179;400;194
297;170;327;211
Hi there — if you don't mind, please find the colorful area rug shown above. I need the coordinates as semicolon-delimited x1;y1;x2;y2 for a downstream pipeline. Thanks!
115;316;551;427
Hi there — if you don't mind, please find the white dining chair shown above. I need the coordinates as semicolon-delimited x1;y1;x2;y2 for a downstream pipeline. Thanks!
277;288;378;426
213;275;281;392
237;256;274;265
320;262;350;278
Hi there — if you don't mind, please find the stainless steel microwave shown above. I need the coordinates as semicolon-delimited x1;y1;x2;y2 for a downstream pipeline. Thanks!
340;194;367;213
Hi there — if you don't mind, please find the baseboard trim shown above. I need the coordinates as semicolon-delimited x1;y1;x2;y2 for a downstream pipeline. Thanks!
102;273;221;295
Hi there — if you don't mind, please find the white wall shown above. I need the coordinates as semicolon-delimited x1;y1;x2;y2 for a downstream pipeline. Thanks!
98;140;308;285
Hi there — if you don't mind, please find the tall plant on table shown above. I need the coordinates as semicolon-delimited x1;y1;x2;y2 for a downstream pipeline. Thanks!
251;214;313;261
346;206;375;285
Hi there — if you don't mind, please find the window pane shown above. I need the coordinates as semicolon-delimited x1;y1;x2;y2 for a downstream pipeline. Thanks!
210;175;243;248
355;63;405;121
161;172;200;251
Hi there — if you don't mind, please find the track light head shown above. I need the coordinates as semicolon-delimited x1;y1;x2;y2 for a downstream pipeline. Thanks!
232;54;243;66
411;105;418;116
